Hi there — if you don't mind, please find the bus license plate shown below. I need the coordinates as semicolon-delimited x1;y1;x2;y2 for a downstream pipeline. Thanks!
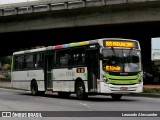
120;87;128;91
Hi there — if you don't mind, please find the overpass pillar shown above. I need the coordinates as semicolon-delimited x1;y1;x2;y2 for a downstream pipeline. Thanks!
30;6;34;12
82;0;86;7
15;8;18;14
47;4;51;11
0;9;4;16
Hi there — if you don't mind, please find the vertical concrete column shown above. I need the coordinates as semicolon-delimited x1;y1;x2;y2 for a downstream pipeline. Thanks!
0;9;4;16
82;0;86;7
47;4;51;11
15;8;18;14
30;6;34;12
102;0;106;5
64;2;68;9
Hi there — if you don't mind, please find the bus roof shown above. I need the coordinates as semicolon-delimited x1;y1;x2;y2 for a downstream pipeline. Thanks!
13;38;138;55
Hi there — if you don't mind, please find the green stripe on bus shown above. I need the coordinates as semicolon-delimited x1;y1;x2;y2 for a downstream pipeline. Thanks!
84;72;87;80
109;79;138;84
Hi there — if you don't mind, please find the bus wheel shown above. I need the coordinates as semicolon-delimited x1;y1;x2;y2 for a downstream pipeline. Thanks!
76;82;88;99
111;94;122;100
31;81;38;96
58;92;71;98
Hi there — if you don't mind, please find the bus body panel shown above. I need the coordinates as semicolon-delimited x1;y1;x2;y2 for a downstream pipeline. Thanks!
52;67;88;92
53;81;70;92
72;67;88;81
72;67;88;92
52;68;73;92
12;70;45;91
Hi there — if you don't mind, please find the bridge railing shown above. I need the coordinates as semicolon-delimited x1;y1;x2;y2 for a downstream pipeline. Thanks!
0;0;159;16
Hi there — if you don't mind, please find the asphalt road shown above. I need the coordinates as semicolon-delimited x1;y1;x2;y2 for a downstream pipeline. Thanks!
0;88;160;120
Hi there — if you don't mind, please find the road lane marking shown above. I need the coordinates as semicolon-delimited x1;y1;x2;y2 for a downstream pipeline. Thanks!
80;103;90;108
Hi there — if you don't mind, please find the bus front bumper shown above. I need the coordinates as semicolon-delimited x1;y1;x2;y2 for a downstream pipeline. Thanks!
99;82;143;94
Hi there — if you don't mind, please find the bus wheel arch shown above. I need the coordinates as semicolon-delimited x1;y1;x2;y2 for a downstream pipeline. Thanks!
30;79;38;96
75;78;88;99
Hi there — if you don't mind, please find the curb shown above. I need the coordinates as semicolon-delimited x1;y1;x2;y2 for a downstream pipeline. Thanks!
0;86;23;90
125;93;160;98
0;86;14;89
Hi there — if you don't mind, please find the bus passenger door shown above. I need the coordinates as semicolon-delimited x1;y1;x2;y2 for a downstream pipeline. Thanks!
87;49;99;92
44;54;54;90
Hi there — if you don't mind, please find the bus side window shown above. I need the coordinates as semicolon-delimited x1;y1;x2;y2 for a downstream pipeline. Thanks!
55;51;59;67
60;54;67;66
72;47;85;66
25;54;34;69
77;54;84;65
14;55;24;70
14;56;18;70
57;50;71;67
35;54;43;68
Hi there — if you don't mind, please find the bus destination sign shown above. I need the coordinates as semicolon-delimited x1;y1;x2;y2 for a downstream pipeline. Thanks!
106;65;121;71
104;41;135;48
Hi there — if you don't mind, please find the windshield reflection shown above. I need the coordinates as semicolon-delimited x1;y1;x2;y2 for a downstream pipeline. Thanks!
102;48;141;72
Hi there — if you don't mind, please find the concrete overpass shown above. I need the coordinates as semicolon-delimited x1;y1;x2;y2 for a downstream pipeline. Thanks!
1;0;160;72
0;0;160;32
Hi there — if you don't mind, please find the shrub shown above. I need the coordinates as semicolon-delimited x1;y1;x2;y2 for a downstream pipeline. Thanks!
143;88;160;94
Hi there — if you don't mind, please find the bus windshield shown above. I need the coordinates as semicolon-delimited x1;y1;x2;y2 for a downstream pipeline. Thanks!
102;48;141;72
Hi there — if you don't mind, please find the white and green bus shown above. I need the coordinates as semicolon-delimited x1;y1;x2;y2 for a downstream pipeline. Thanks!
11;38;143;100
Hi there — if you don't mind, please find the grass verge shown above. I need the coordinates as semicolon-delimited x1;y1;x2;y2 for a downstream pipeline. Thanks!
143;88;160;94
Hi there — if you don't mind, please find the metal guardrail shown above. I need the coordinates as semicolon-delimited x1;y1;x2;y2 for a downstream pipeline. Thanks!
0;0;159;16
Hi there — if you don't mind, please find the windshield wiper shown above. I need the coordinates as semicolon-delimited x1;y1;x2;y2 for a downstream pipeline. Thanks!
129;47;133;55
111;47;116;56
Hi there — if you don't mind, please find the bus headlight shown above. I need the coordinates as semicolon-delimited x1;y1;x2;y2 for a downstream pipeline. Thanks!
103;76;109;83
138;76;143;84
102;77;106;82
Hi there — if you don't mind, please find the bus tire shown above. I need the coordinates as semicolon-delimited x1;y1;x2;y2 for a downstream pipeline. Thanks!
31;81;38;96
111;94;122;100
58;92;71;98
76;82;88;99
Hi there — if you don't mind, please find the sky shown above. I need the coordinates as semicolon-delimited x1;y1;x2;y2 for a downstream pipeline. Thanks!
0;0;38;4
152;38;160;49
